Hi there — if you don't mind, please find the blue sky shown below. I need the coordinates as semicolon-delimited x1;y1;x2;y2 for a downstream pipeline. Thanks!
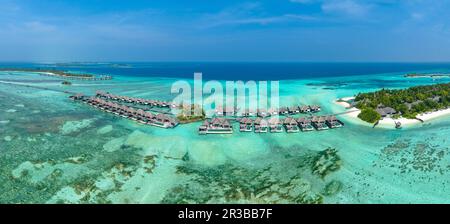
1;0;450;62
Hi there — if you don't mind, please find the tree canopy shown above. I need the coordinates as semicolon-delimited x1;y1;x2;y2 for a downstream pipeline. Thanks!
355;82;450;119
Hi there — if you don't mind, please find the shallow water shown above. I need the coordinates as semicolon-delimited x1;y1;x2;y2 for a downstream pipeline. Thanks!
1;67;450;204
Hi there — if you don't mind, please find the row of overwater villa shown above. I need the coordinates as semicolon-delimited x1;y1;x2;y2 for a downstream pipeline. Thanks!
198;116;344;135
214;105;321;117
39;72;113;81
70;94;178;128
70;91;344;134
95;91;176;108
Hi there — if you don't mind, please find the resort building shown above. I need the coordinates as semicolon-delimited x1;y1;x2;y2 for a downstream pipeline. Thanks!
311;116;329;130
257;109;269;118
243;109;256;117
268;108;279;116
279;107;289;115
299;105;310;113
69;93;85;101
288;106;300;115
284;117;299;133
225;107;236;116
254;117;269;133
198;118;233;134
268;117;284;133
310;105;321;113
151;113;178;128
296;117;314;132
239;117;254;132
376;107;397;118
325;116;344;129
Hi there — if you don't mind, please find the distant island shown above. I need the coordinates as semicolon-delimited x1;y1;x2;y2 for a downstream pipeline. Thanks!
405;73;450;79
335;82;450;128
0;68;112;80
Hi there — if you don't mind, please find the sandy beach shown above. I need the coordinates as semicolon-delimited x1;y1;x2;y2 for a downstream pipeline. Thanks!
334;97;450;129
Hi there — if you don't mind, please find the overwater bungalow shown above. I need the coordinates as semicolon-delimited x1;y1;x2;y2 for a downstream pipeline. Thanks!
136;109;146;123
127;108;137;120
119;105;129;117
299;105;310;113
279;107;289;115
310;105;321;113
104;102;114;112
69;93;85;101
198;120;210;134
198;118;233;134
268;108;279;116
243;109;256;117
288;106;300;115
96;90;107;97
284;117;299;133
325;115;344;129
254;117;269;133
268;117;284;133
257;109;269;118
225;107;236;116
144;112;155;123
296;117;314;132
151;113;178;128
239;117;254;132
311;116;329;130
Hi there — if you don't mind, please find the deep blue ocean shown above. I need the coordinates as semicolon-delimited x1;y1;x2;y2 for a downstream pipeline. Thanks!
1;62;450;80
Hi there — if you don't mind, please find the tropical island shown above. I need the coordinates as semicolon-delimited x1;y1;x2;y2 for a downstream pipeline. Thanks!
337;82;450;127
0;68;112;80
176;104;206;124
405;73;450;79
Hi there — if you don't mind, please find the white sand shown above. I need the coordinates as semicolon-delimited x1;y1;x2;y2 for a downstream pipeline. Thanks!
417;108;450;121
334;97;355;108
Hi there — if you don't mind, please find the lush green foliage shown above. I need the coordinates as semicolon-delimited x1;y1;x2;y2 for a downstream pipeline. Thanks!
355;82;450;119
358;108;381;123
177;104;205;123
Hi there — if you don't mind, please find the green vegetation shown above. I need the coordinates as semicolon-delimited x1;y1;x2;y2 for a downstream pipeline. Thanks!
358;108;381;123
177;104;206;123
355;82;450;120
0;68;95;78
0;68;112;80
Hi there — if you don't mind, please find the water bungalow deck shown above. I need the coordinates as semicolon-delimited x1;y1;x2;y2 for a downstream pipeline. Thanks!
284;117;300;133
254;117;269;133
268;117;284;133
199;118;233;134
71;94;178;128
239;117;254;132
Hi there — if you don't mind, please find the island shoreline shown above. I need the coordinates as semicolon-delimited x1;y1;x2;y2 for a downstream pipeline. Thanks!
334;97;450;129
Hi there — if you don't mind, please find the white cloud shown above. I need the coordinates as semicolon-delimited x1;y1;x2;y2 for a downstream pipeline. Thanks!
322;0;372;17
289;0;314;3
198;3;319;28
24;21;57;32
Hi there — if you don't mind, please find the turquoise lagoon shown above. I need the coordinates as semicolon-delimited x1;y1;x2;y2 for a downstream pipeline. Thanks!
1;65;450;204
